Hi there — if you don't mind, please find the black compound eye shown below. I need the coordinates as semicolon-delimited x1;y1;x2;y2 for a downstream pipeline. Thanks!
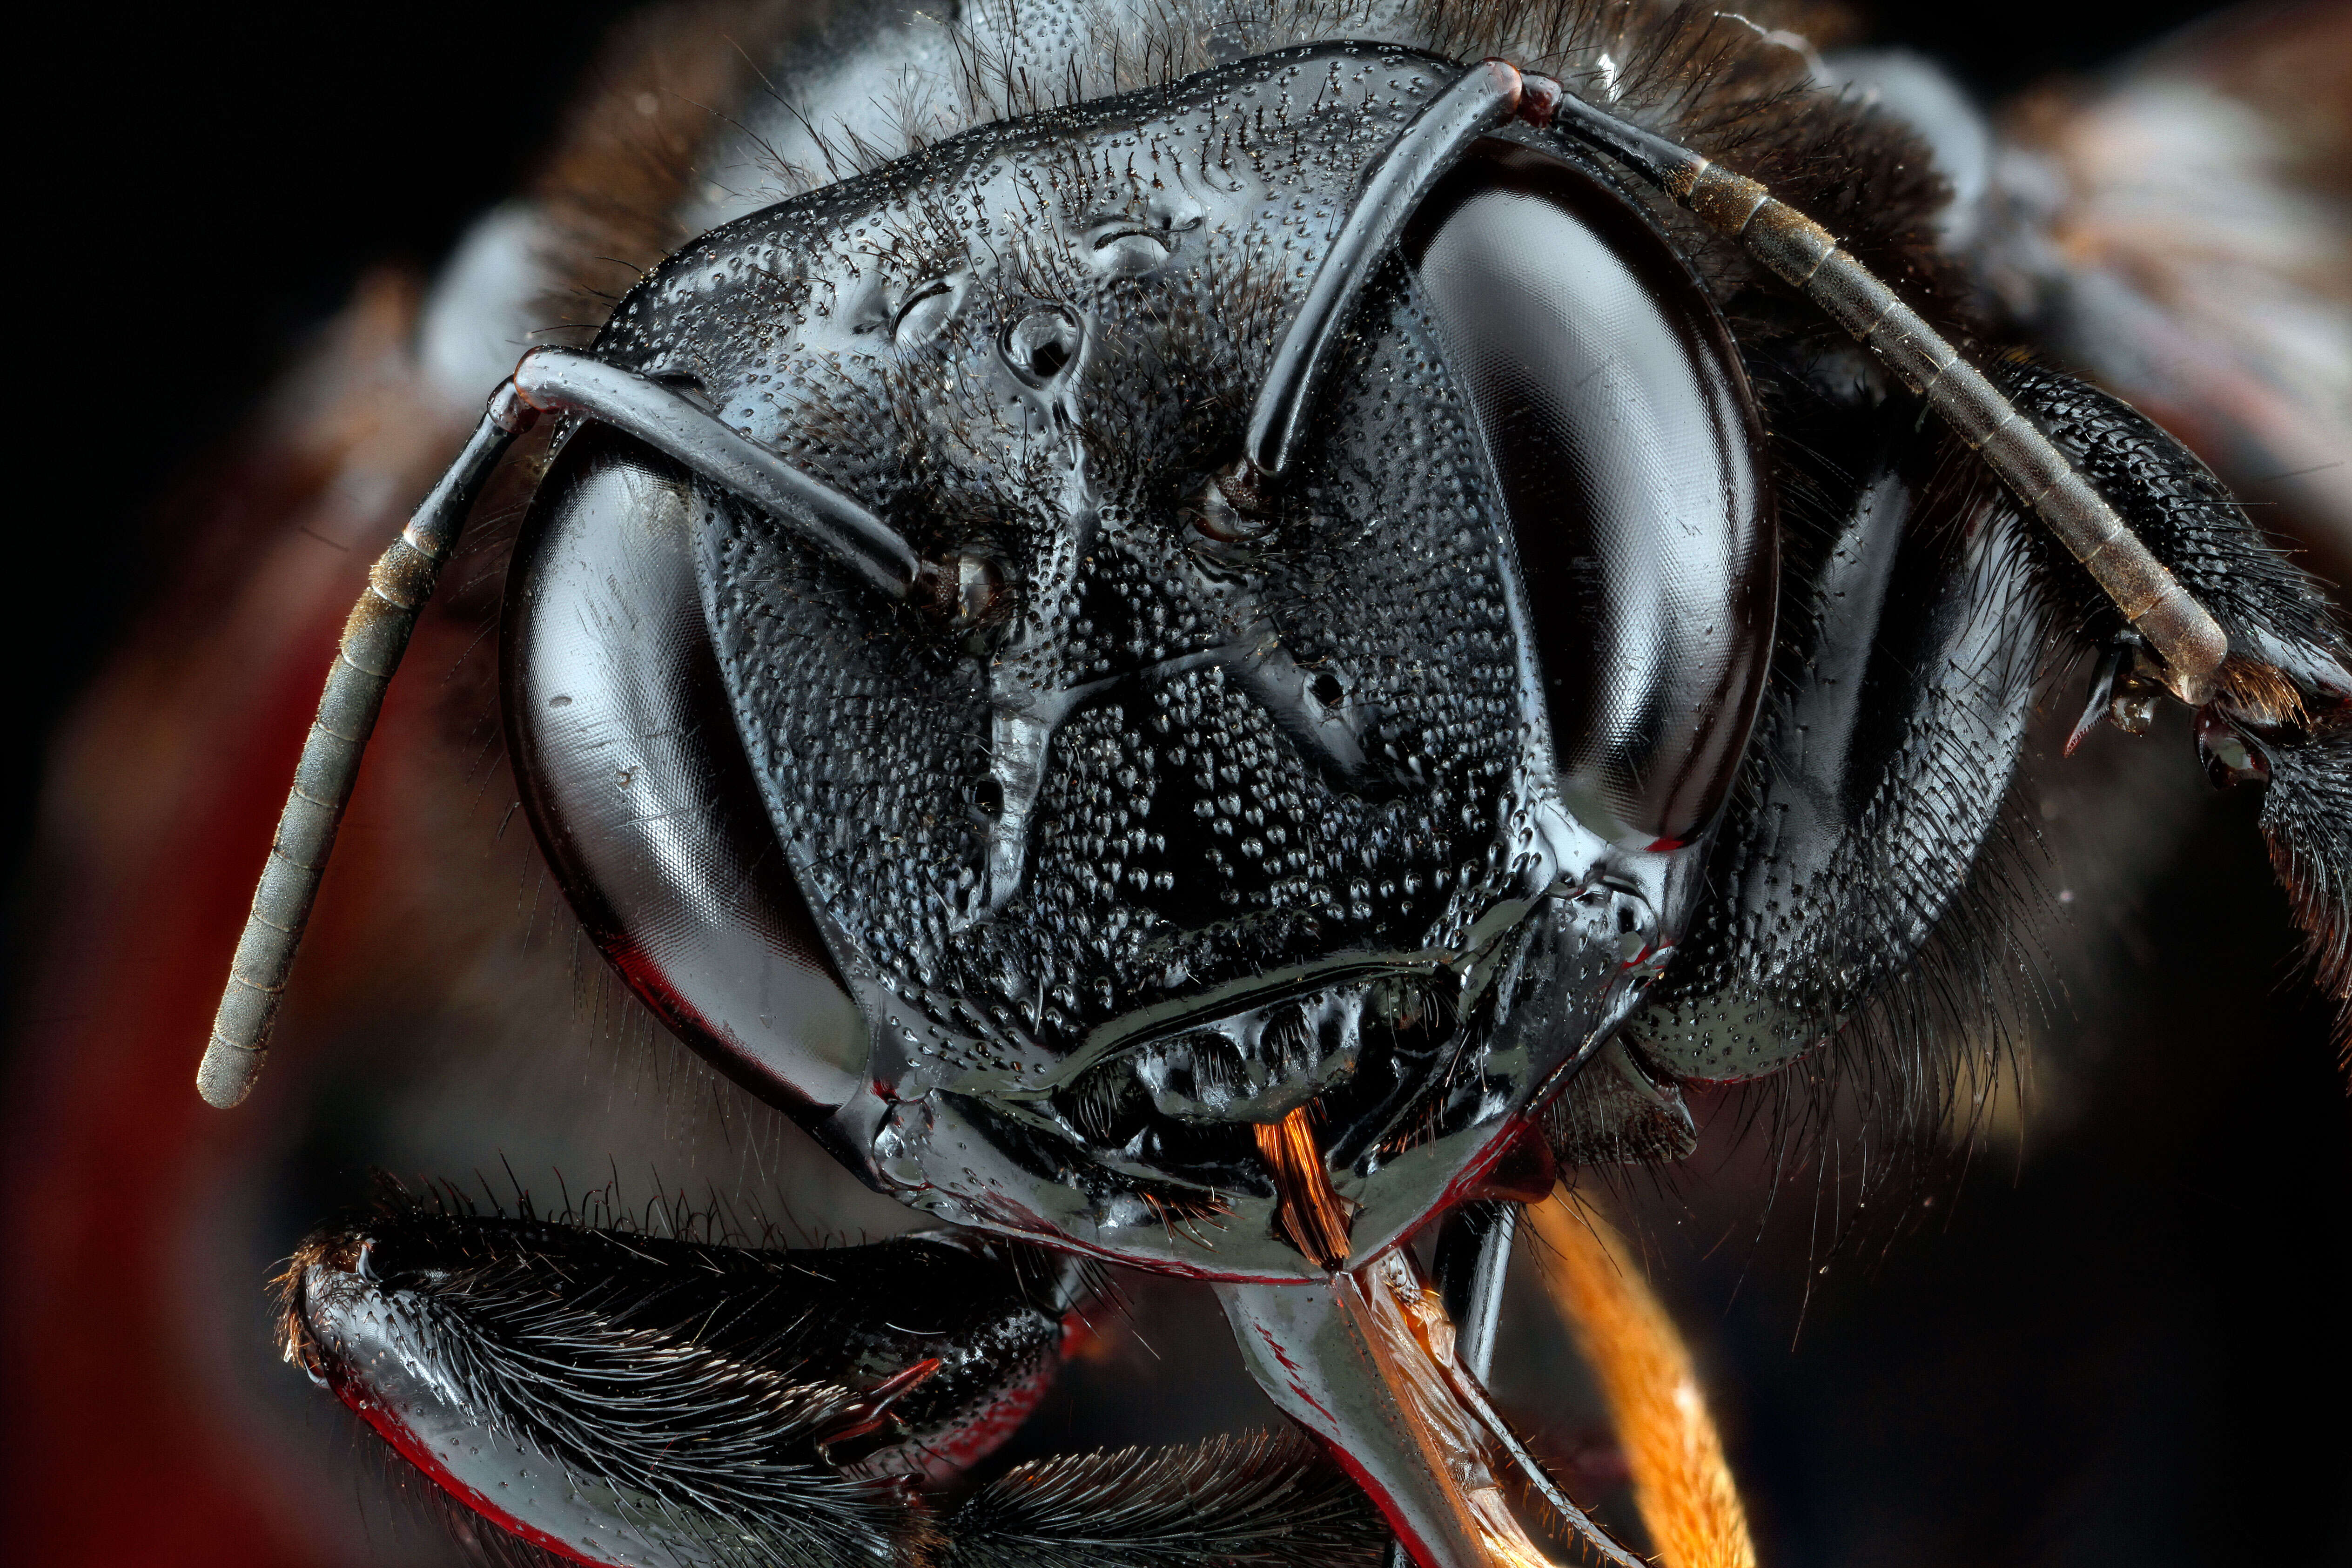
1000;306;1082;387
1405;144;1775;850
502;426;869;1122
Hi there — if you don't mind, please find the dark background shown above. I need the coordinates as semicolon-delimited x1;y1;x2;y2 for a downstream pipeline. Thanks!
7;3;2345;1565
9;0;633;907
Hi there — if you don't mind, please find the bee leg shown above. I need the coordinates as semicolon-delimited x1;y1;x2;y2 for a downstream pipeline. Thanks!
283;1200;1061;1561
1994;362;2352;1050
2065;641;2129;755
2244;720;2352;1055
946;1429;1387;1568
284;1196;1385;1566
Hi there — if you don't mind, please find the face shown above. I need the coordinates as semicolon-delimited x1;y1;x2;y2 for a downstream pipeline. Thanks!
506;45;1774;1277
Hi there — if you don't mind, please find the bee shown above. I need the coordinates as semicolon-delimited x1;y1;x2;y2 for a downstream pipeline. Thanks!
9;1;2346;1563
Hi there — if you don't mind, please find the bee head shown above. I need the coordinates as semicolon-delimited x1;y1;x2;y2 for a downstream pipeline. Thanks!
505;46;1774;1275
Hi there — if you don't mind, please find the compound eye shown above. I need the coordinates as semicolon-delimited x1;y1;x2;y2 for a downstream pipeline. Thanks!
1406;145;1775;849
503;426;868;1119
1001;306;1082;388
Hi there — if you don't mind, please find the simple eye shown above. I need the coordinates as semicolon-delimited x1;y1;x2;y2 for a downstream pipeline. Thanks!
1001;307;1082;387
1085;221;1174;276
894;278;957;346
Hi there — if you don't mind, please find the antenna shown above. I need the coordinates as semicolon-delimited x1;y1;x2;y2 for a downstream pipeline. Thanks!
196;385;536;1107
1246;59;2229;705
197;348;922;1107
